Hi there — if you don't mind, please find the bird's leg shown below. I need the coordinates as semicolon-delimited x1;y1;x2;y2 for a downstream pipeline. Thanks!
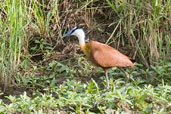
105;69;109;89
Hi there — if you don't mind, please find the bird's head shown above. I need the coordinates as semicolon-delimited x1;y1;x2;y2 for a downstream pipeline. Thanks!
63;27;87;47
63;27;85;38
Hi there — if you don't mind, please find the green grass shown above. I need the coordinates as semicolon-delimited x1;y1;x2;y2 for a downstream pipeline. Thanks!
0;0;28;88
0;0;170;113
0;71;170;113
0;58;170;113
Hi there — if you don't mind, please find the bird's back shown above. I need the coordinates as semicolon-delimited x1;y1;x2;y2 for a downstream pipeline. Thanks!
84;41;135;68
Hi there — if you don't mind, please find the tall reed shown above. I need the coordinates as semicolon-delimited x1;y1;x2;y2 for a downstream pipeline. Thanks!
0;0;61;89
0;0;27;89
106;0;171;67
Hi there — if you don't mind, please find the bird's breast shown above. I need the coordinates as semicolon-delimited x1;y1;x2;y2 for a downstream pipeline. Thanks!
81;42;92;57
81;41;101;67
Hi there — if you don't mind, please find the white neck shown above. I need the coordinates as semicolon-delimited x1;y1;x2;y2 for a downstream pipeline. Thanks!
72;29;85;47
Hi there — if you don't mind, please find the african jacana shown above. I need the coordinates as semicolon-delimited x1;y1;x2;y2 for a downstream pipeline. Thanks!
63;27;135;89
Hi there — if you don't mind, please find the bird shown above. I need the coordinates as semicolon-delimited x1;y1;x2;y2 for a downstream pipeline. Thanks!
63;27;135;89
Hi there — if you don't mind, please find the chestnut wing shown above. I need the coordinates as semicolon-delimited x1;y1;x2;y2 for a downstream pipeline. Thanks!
91;42;134;68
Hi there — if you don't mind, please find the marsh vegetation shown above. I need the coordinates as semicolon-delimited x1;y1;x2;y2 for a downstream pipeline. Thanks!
0;0;170;113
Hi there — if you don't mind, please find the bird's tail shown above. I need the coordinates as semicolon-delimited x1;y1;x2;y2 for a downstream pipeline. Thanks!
130;59;136;67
